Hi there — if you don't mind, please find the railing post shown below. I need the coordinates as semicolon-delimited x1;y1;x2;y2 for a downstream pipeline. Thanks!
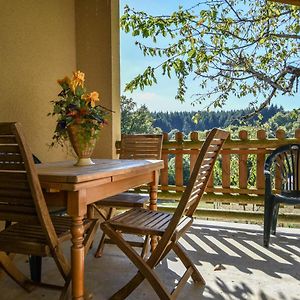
190;131;199;175
295;129;300;189
207;130;214;189
175;132;184;189
275;129;286;190
222;133;231;189
295;128;300;139
160;132;169;191
239;130;248;190
256;129;266;191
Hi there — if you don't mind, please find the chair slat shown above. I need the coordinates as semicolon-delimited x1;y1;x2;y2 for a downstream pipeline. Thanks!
0;135;18;144
0;145;20;153
0;123;16;134
0;152;23;162
0;172;28;181
120;134;163;160
0;180;30;190
0;188;32;198
0;163;25;170
148;214;172;230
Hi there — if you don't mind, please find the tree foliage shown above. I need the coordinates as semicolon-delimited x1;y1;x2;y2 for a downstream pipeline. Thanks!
152;104;282;135
120;95;161;134
121;1;300;116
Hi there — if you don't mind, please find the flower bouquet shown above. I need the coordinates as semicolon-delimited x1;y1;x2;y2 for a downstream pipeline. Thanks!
49;70;109;166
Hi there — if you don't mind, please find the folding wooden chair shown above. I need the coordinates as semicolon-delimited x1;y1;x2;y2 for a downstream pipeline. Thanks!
92;134;163;258
0;122;99;297
101;128;229;299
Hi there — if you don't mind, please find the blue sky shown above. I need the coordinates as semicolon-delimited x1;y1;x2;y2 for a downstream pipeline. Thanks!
120;0;299;112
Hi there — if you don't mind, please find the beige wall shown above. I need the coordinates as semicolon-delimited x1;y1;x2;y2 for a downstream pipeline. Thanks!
0;0;120;161
0;0;76;162
75;0;121;159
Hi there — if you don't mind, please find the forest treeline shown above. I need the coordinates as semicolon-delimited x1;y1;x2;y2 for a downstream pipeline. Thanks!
152;105;282;135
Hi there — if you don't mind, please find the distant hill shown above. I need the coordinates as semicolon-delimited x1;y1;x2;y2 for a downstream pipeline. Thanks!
151;105;283;134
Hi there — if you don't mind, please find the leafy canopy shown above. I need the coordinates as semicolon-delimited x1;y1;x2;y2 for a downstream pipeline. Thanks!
121;95;161;134
121;0;300;116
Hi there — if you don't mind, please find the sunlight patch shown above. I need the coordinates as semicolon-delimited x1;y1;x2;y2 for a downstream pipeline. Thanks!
204;236;241;257
224;238;265;261
186;233;218;254
244;241;292;265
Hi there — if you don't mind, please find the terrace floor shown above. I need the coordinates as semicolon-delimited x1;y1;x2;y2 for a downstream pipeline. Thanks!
0;219;299;300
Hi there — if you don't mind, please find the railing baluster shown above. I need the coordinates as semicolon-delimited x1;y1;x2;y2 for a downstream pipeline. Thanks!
239;130;248;190
207;130;214;189
160;132;169;191
175;132;183;189
190;132;199;175
275;129;286;190
222;133;231;189
256;130;266;191
295;129;300;192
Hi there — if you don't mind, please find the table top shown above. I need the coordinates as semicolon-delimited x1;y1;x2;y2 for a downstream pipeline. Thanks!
36;159;164;184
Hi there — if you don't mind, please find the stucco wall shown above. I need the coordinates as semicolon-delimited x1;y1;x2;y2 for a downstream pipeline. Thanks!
0;0;76;162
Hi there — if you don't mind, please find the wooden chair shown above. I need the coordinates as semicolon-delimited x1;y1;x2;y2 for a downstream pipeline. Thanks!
101;128;229;299
0;122;99;297
92;134;163;257
264;144;300;247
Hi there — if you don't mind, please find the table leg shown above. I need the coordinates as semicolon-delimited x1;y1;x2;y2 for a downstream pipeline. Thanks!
71;216;85;300
149;170;159;250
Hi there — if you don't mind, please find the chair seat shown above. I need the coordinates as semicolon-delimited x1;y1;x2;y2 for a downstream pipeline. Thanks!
0;216;92;256
97;193;149;208
105;208;193;240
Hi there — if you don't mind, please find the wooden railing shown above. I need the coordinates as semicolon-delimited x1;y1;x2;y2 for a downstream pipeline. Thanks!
117;128;300;224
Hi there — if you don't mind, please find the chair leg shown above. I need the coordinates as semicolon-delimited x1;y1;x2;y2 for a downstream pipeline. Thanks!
95;232;107;258
84;219;101;256
0;251;35;292
29;255;42;283
140;235;150;258
264;197;273;247
52;247;71;281
172;243;205;285
59;272;72;300
271;203;280;235
95;208;115;258
102;223;172;300
5;221;12;229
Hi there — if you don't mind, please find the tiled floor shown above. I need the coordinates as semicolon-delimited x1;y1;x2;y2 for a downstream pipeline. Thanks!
0;220;299;300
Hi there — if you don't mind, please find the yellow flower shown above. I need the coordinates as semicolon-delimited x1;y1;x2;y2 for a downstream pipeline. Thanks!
70;70;85;92
82;91;99;108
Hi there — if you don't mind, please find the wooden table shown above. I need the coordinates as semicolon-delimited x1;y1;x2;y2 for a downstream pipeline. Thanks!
36;159;164;300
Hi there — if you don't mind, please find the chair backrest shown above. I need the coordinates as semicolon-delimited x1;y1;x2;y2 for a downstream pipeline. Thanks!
265;144;300;196
154;129;228;254
0;123;59;245
119;134;163;160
